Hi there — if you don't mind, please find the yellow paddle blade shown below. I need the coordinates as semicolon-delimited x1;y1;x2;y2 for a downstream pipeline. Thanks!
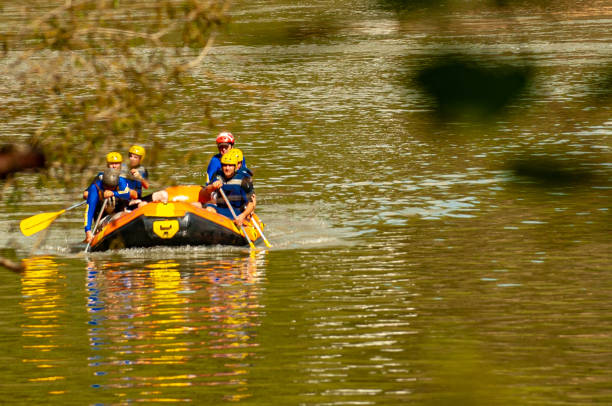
240;226;256;250
250;215;271;248
20;209;66;236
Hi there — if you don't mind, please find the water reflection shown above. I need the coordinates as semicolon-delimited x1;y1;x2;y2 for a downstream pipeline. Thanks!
85;253;265;403
20;256;66;390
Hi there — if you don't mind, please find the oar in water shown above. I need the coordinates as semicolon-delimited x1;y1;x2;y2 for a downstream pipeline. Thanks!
85;198;109;253
20;201;87;237
218;188;256;250
251;213;271;248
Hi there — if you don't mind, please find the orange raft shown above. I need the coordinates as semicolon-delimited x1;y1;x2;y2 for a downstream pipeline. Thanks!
88;185;264;252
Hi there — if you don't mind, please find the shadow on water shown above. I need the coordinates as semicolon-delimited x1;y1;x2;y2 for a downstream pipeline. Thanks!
379;0;556;12
377;0;446;13
507;156;596;186
590;62;612;103
225;14;343;46
412;54;533;121
404;50;606;189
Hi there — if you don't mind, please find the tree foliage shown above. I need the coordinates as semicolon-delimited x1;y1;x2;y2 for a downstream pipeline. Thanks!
1;0;230;188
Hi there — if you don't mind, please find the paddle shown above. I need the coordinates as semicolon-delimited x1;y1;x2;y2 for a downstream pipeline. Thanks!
85;198;109;253
251;214;272;248
20;201;87;237
218;188;256;249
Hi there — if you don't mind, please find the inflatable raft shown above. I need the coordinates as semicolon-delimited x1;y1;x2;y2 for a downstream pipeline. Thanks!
88;185;264;252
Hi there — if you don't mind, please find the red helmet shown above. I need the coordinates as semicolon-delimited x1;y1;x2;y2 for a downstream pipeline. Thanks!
216;132;235;145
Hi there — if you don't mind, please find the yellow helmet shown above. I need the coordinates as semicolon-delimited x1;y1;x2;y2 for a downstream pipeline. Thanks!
106;151;123;163
230;148;243;164
129;145;146;159
220;152;238;166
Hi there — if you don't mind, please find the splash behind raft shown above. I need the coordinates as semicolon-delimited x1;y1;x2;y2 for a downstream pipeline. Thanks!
88;186;263;252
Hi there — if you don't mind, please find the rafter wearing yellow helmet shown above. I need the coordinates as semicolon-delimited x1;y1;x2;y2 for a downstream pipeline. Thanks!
228;147;253;177
220;152;239;166
129;145;145;159
121;145;150;199
230;148;243;166
203;150;256;228
105;152;123;171
83;151;123;200
83;153;137;244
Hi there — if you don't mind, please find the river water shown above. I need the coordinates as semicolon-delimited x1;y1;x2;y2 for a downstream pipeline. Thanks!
0;1;611;404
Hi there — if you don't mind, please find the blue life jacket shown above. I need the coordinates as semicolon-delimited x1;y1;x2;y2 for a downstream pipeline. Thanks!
84;177;131;232
237;166;253;177
209;169;254;214
206;153;248;185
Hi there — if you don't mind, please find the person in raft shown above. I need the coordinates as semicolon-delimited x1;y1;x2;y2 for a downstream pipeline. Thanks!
121;145;149;198
84;168;136;243
194;148;252;209
85;150;160;209
205;132;247;184
227;147;257;210
83;151;129;200
203;152;255;226
229;148;253;177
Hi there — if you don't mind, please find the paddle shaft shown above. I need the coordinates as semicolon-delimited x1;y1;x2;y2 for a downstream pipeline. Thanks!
251;214;271;248
65;200;88;212
85;198;108;253
218;188;255;249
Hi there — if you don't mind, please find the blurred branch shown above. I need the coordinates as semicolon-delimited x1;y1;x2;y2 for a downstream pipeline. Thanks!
176;32;217;72
0;257;24;273
73;27;165;45
0;144;46;179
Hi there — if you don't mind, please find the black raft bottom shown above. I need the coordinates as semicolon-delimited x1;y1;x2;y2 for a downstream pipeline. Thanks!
91;212;249;251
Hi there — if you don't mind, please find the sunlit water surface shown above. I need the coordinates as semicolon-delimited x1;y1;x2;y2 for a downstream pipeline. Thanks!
0;1;610;404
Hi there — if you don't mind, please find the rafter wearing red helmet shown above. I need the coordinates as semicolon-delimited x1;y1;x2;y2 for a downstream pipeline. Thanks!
205;131;247;184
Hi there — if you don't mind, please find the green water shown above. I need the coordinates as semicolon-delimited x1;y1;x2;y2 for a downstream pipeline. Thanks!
1;1;611;404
